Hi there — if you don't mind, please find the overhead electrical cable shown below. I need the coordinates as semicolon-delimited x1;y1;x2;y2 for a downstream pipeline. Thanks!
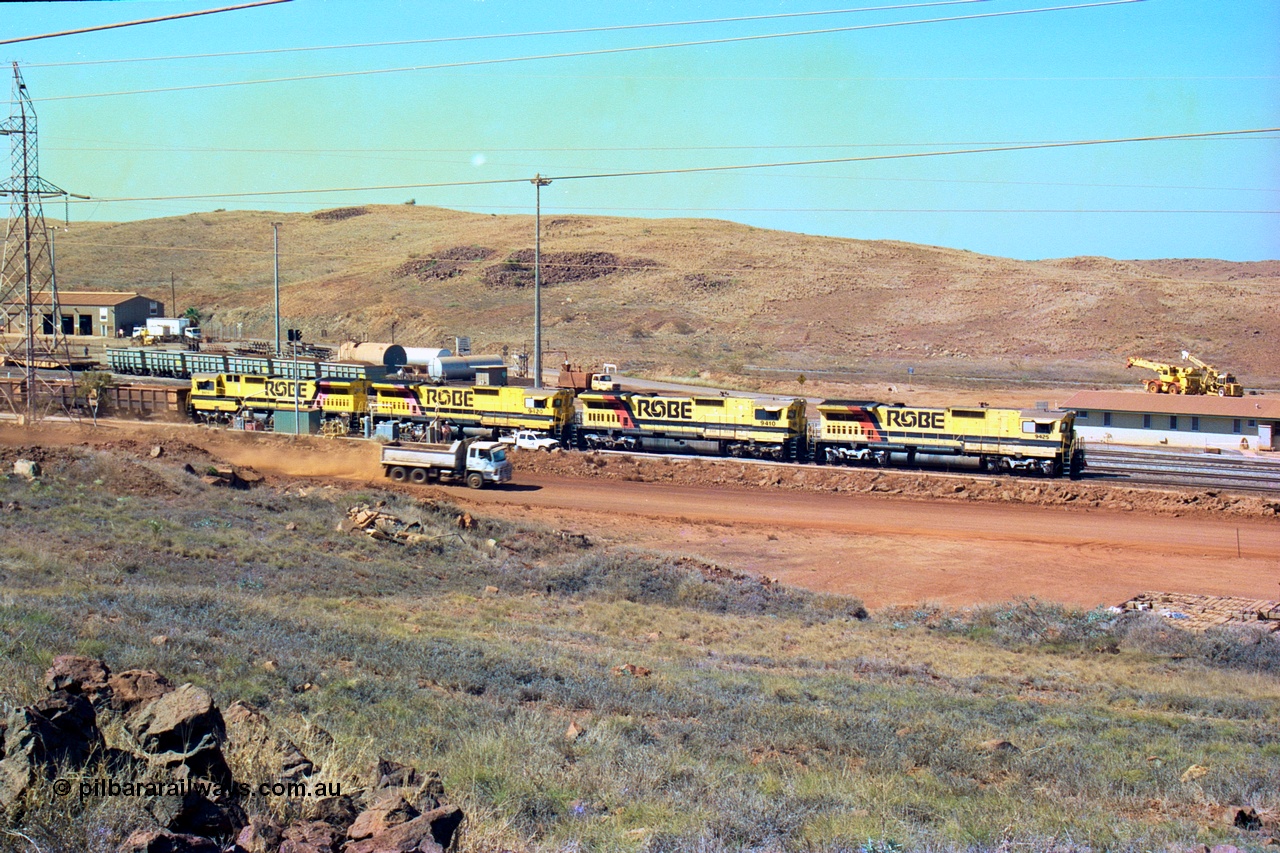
0;0;291;46
38;0;1144;102
27;0;985;67
68;127;1280;205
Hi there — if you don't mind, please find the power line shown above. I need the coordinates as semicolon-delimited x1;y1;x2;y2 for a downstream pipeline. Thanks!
69;126;1274;205
41;136;1280;156
37;0;1144;102
0;0;291;47
26;0;985;68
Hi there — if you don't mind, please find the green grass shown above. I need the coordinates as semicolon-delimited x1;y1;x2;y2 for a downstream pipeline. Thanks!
0;448;1277;852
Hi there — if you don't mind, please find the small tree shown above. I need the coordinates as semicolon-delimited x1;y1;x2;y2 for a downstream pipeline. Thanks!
77;371;115;426
183;306;202;325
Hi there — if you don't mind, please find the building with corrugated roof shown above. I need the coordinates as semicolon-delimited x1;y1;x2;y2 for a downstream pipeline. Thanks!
1062;390;1279;452
5;291;164;338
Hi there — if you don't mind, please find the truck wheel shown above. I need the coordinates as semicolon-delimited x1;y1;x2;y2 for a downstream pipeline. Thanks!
410;468;428;484
466;472;484;489
389;466;408;482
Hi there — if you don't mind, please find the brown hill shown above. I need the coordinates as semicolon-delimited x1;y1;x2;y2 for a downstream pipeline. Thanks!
52;205;1280;388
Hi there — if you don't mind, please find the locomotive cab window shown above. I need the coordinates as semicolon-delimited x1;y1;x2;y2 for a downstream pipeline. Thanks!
755;408;780;421
1022;420;1055;435
524;397;546;409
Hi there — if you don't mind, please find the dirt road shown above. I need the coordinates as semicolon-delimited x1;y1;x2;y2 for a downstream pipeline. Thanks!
452;472;1280;609
6;421;1277;609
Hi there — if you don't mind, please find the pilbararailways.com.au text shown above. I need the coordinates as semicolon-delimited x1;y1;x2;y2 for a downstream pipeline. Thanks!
55;777;344;800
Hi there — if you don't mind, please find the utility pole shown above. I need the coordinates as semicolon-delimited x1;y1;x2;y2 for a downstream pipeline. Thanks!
170;272;176;319
531;174;551;389
271;221;282;355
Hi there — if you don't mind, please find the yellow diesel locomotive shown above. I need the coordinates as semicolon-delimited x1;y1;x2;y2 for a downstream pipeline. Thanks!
813;400;1084;477
369;382;576;441
189;374;368;429
574;391;807;460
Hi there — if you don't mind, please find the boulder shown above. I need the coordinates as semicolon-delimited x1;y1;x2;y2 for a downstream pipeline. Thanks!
279;819;344;853
119;828;221;853
12;459;39;480
0;691;103;807
343;806;462;853
373;757;420;790
233;815;283;853
348;790;419;840
146;790;245;837
44;655;111;698
128;684;232;788
304;794;361;831
224;700;316;783
107;669;175;719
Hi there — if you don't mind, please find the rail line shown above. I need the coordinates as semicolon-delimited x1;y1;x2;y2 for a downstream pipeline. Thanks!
1075;447;1280;494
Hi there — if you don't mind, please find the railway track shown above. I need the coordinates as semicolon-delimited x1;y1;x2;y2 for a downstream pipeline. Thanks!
1083;447;1280;494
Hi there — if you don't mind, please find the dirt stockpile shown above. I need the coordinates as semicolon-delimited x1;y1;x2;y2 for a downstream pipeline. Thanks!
394;245;497;282
482;249;656;288
511;449;1280;519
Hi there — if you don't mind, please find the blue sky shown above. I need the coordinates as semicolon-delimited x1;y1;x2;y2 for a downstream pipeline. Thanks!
5;0;1278;260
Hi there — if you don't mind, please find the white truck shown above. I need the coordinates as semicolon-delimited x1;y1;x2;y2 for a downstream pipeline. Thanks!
133;318;201;343
498;429;560;452
380;438;512;489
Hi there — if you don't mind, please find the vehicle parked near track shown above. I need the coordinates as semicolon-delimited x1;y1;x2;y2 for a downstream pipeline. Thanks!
380;438;512;489
498;429;561;451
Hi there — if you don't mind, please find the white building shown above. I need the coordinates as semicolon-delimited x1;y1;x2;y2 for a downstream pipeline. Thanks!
1062;391;1280;452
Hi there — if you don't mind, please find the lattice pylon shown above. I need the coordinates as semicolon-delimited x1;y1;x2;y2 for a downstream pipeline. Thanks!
0;62;78;424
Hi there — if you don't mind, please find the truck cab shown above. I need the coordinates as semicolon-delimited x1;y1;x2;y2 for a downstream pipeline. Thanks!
466;441;512;486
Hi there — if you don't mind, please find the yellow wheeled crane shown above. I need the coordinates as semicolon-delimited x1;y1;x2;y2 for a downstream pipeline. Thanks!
1125;352;1244;396
1181;351;1243;397
1126;356;1201;394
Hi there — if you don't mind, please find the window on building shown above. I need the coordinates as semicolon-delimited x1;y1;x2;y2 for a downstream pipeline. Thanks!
1077;411;1089;419
1103;412;1112;427
78;315;92;335
1233;419;1242;434
1191;417;1200;432
1248;419;1257;428
1143;414;1151;429
149;301;159;316
1170;416;1178;430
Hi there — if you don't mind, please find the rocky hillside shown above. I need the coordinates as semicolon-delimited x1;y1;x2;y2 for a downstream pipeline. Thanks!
53;205;1280;387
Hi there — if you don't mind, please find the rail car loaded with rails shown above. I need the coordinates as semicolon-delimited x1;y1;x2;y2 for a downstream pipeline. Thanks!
572;390;808;460
813;401;1084;478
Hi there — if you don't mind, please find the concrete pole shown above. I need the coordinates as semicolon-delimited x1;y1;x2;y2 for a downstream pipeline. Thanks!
271;221;282;354
531;175;551;389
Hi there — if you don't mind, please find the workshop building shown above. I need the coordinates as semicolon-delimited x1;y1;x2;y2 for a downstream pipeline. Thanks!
15;291;164;338
1063;390;1280;452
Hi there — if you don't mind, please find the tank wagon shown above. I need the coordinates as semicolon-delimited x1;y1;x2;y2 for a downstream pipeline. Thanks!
813;401;1083;477
573;390;807;460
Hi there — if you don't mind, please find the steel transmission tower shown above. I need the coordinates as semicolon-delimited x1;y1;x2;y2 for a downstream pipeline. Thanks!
0;62;79;424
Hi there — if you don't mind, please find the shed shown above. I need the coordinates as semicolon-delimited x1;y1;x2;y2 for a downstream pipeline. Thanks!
8;291;163;338
1062;391;1280;452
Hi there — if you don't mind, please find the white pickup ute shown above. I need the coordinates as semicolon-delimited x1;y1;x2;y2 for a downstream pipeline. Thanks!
498;430;560;452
